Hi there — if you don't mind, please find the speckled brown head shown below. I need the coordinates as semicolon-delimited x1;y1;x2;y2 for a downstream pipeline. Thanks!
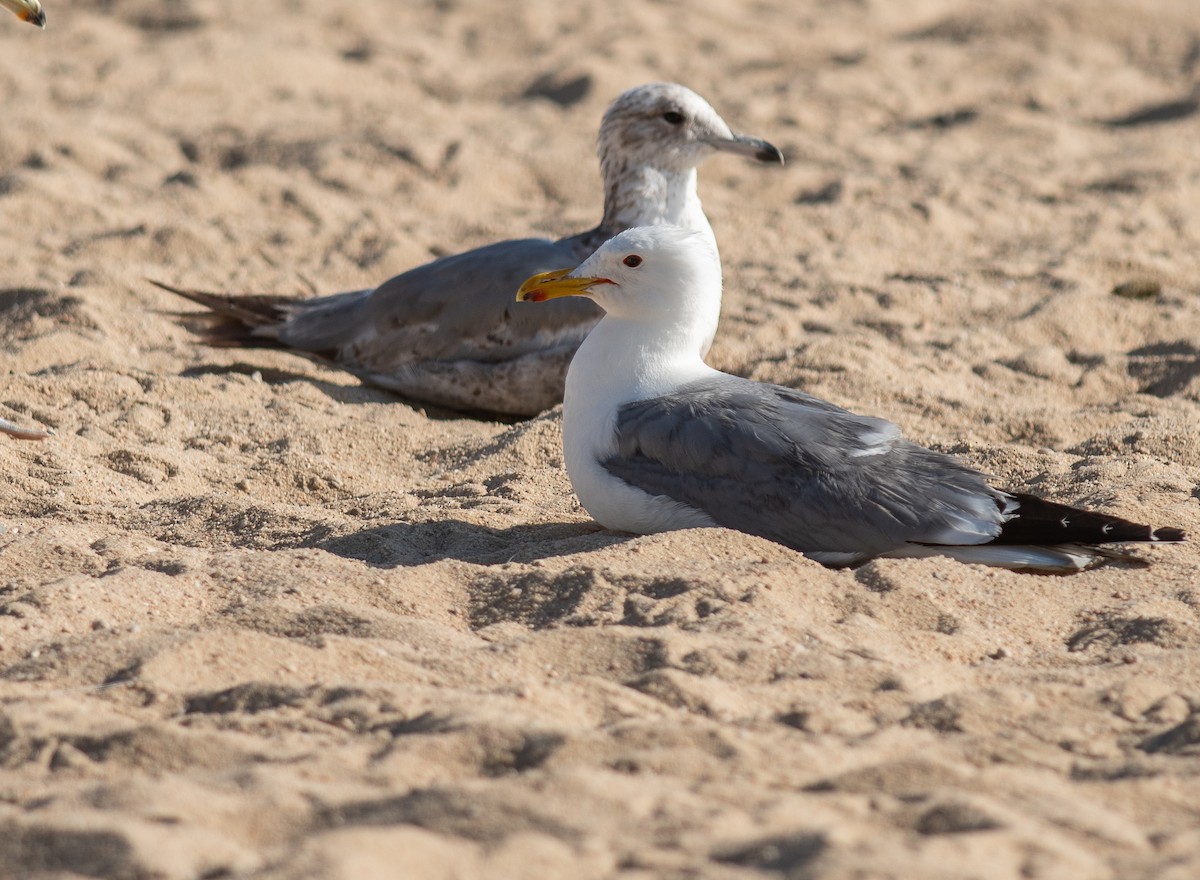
594;83;782;235
598;83;782;178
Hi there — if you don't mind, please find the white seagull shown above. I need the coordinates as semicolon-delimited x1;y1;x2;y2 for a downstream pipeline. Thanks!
516;226;1184;571
151;83;783;417
1;0;45;27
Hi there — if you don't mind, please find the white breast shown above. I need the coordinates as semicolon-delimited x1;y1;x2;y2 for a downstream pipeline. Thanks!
561;319;718;535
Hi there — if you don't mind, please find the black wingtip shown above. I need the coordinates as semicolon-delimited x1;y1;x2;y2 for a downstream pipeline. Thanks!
994;492;1183;547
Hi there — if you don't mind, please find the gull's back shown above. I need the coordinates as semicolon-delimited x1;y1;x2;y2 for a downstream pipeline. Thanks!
280;234;605;414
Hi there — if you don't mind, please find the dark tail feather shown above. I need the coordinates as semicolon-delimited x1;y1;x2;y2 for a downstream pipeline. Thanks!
147;279;301;348
994;492;1184;546
146;279;295;329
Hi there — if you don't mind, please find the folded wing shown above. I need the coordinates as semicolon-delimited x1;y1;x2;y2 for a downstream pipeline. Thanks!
603;375;1181;568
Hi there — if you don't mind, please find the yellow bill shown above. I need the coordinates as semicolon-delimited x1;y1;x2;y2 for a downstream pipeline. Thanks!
516;268;611;303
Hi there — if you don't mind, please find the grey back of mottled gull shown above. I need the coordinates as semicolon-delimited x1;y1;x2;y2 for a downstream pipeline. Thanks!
272;237;603;415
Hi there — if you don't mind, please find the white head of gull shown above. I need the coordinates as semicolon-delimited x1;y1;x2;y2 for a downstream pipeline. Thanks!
517;226;1183;571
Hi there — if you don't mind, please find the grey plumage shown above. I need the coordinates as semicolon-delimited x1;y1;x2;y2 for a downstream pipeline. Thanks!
152;236;603;415
604;376;1007;565
604;375;1183;569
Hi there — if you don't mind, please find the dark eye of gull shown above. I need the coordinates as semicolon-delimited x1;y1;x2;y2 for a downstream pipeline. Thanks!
623;254;643;268
662;111;685;125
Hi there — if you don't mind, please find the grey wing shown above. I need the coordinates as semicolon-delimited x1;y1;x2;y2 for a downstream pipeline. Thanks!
274;236;602;368
602;376;1007;562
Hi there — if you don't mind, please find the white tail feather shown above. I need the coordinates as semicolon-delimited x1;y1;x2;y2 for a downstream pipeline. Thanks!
886;543;1144;572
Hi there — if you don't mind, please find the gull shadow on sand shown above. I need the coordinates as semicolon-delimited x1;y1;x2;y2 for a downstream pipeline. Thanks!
315;518;626;569
0;287;99;338
179;361;527;421
181;361;396;404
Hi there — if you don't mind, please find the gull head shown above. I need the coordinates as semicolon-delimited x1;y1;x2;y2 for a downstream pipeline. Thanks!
598;83;783;176
517;225;721;323
2;0;46;27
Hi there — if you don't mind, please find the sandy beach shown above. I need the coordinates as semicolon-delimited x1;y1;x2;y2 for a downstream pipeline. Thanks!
2;1;1200;876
